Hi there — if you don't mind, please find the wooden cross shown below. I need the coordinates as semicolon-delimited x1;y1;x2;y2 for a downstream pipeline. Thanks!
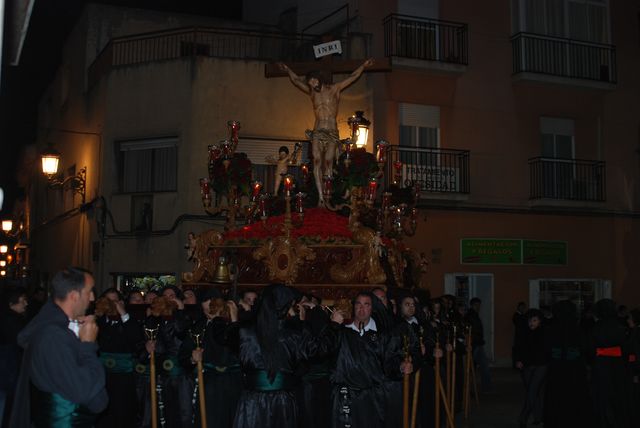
264;36;391;79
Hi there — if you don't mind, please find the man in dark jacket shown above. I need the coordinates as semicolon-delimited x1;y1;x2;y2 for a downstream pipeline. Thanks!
465;297;492;392
9;267;108;428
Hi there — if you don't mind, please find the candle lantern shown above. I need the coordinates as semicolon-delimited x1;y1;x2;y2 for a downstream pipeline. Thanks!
252;181;263;199
347;111;370;148
283;175;294;196
393;161;403;185
375;140;388;164
227;120;241;151
368;177;378;201
259;195;268;219
301;163;309;181
200;178;212;208
295;192;305;215
382;192;392;211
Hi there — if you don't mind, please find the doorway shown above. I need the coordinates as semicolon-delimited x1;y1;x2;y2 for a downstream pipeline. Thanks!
445;273;495;361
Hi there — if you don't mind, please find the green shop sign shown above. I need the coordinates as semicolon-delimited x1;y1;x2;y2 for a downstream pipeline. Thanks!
460;239;522;264
461;239;567;266
522;240;568;265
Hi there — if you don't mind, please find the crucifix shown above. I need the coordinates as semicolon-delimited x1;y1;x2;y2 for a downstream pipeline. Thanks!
265;40;390;206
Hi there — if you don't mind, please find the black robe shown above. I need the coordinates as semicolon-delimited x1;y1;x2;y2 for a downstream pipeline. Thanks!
9;301;108;428
0;309;27;426
180;315;243;428
95;314;145;428
233;315;336;428
330;326;404;428
591;318;631;428
139;311;193;428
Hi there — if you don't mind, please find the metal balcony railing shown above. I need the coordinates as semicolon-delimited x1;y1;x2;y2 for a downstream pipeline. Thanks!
383;14;468;65
529;157;606;201
511;32;616;84
88;27;371;87
386;146;470;194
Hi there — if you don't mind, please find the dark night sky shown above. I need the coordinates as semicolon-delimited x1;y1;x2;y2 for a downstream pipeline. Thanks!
0;0;241;217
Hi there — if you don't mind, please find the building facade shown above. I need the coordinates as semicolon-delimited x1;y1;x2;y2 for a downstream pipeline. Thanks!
26;0;640;363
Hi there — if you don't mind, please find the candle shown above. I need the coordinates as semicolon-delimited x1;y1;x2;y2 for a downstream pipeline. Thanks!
301;163;309;180
368;178;378;201
284;175;294;196
227;120;241;148
259;195;268;219
382;192;392;211
376;140;388;163
200;178;211;207
295;192;305;214
252;181;263;198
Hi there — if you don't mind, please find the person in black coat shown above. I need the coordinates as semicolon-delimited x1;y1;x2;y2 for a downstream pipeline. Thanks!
180;288;243;428
591;299;631;428
514;309;547;427
94;289;145;428
543;300;594;428
0;287;28;426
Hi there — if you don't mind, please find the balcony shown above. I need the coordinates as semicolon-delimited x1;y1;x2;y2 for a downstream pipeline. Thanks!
386;146;470;198
511;32;616;90
88;27;370;87
529;157;606;203
383;14;468;73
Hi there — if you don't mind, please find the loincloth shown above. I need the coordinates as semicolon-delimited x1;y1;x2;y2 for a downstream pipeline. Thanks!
309;129;339;153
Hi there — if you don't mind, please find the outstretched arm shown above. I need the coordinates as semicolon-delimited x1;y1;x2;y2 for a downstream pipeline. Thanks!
278;62;309;94
336;58;374;91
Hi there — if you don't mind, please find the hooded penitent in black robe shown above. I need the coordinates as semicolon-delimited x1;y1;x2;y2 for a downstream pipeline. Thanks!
330;320;405;428
591;299;631;428
9;301;108;428
233;284;335;428
96;313;145;428
139;310;193;428
543;300;594;428
180;314;243;428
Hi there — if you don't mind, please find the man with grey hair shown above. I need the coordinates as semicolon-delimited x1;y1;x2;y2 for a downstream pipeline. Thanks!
9;267;108;428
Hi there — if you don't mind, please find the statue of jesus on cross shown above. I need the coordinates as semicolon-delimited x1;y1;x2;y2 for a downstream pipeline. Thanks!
278;58;374;205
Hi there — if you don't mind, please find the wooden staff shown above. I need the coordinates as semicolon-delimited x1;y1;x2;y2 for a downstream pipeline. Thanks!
445;329;452;410
450;326;457;418
410;327;424;428
463;326;472;419
437;372;456;428
403;335;410;428
435;333;441;428
470;351;480;407
193;331;208;428
145;327;159;428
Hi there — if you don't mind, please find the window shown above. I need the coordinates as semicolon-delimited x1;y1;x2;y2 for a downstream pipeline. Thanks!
540;117;575;198
399;103;440;164
118;137;178;193
513;0;610;43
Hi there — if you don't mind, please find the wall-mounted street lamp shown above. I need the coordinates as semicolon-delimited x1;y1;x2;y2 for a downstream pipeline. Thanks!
347;110;371;148
0;260;6;267
1;220;12;232
40;145;87;204
0;245;7;254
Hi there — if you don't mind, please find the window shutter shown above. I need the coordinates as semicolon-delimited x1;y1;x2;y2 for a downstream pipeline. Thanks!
399;103;440;128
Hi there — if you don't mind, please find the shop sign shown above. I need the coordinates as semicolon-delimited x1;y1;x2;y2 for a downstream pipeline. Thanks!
522;240;567;265
460;239;522;264
461;239;568;265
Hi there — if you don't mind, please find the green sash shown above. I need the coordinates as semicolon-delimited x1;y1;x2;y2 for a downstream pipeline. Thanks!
99;352;135;374
246;370;297;391
30;383;96;428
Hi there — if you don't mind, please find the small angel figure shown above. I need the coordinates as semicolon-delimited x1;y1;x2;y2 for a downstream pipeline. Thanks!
185;232;196;262
265;143;302;196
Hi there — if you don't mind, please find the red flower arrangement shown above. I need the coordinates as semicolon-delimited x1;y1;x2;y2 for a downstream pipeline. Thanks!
209;153;252;196
224;208;353;243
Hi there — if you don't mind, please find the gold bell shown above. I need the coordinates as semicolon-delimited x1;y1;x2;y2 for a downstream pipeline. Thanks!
213;256;231;283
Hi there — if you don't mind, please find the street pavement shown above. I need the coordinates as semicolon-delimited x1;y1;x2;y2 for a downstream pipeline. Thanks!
457;368;524;428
